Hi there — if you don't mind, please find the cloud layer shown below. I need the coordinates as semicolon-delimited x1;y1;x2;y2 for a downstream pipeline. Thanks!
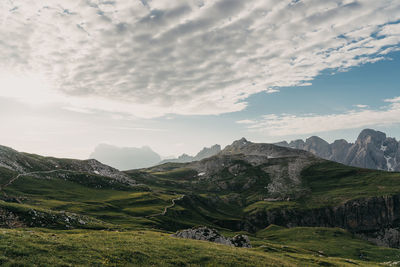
238;97;400;136
1;0;400;117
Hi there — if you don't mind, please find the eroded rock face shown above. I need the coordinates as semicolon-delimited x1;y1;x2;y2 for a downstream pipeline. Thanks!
172;226;251;248
303;136;332;159
360;228;400;248
276;129;400;172
246;194;400;248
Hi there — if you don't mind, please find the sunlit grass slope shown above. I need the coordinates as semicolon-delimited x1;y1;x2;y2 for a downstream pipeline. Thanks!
0;228;391;267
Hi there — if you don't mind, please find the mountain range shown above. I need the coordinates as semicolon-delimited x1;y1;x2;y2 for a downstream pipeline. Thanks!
159;144;222;164
90;143;222;170
2;135;400;265
276;129;400;172
90;129;399;173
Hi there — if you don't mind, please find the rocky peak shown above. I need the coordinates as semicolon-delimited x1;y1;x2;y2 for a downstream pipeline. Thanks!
356;129;386;146
332;139;349;146
274;141;289;147
275;129;400;172
190;139;318;200
221;138;252;155
194;144;222;160
160;144;222;164
382;138;398;154
221;138;315;159
305;136;330;147
289;139;306;149
177;154;192;160
330;139;352;163
304;136;332;159
231;137;250;147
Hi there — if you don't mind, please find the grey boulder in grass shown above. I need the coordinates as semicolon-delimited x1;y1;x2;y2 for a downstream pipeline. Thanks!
172;226;251;248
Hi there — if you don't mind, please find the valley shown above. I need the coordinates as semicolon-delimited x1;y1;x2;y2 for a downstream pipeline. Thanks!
1;138;400;265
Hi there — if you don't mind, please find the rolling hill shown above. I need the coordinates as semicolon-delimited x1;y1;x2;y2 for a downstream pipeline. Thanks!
1;140;400;266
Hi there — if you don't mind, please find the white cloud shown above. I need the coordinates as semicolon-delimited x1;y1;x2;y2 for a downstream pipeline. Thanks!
241;97;400;136
1;0;400;117
354;104;368;108
236;119;256;124
385;96;400;103
266;88;280;94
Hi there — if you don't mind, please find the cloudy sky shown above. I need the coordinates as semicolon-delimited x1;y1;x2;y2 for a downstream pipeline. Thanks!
1;0;400;159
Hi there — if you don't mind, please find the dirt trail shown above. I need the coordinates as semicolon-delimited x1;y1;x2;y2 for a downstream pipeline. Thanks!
0;170;186;219
147;195;185;218
0;169;69;203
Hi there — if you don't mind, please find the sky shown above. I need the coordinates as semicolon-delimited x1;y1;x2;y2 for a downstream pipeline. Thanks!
1;0;400;159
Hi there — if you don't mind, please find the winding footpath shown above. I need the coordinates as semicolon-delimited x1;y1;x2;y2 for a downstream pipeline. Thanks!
147;195;185;218
0;169;186;219
0;169;69;202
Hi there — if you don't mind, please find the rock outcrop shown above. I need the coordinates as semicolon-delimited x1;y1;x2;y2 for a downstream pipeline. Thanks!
189;138;320;199
246;194;400;248
0;207;106;230
172;226;251;248
276;129;400;172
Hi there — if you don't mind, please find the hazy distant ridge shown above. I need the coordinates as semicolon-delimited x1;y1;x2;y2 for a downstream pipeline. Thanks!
90;144;161;170
160;144;221;164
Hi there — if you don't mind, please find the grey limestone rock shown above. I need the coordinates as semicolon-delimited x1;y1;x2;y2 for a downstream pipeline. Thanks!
172;226;251;248
276;129;400;172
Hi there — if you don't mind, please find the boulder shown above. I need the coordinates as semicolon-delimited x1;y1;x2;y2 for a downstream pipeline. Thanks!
172;226;251;248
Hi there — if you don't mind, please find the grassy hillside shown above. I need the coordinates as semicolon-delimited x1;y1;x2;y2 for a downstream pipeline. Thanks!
3;160;400;232
0;228;394;267
2;174;180;229
2;152;400;265
299;161;400;207
254;225;400;263
0;167;17;186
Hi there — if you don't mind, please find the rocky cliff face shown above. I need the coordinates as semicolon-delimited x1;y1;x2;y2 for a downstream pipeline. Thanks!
276;129;400;172
246;194;400;248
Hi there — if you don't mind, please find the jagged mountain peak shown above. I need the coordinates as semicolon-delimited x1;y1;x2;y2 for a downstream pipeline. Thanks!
356;129;387;145
276;128;400;172
227;137;251;149
332;139;349;145
306;136;327;142
195;144;221;159
221;138;314;159
289;139;305;149
159;144;222;164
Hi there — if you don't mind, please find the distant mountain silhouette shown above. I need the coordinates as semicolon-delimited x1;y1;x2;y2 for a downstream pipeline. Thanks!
160;144;221;164
90;144;161;170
